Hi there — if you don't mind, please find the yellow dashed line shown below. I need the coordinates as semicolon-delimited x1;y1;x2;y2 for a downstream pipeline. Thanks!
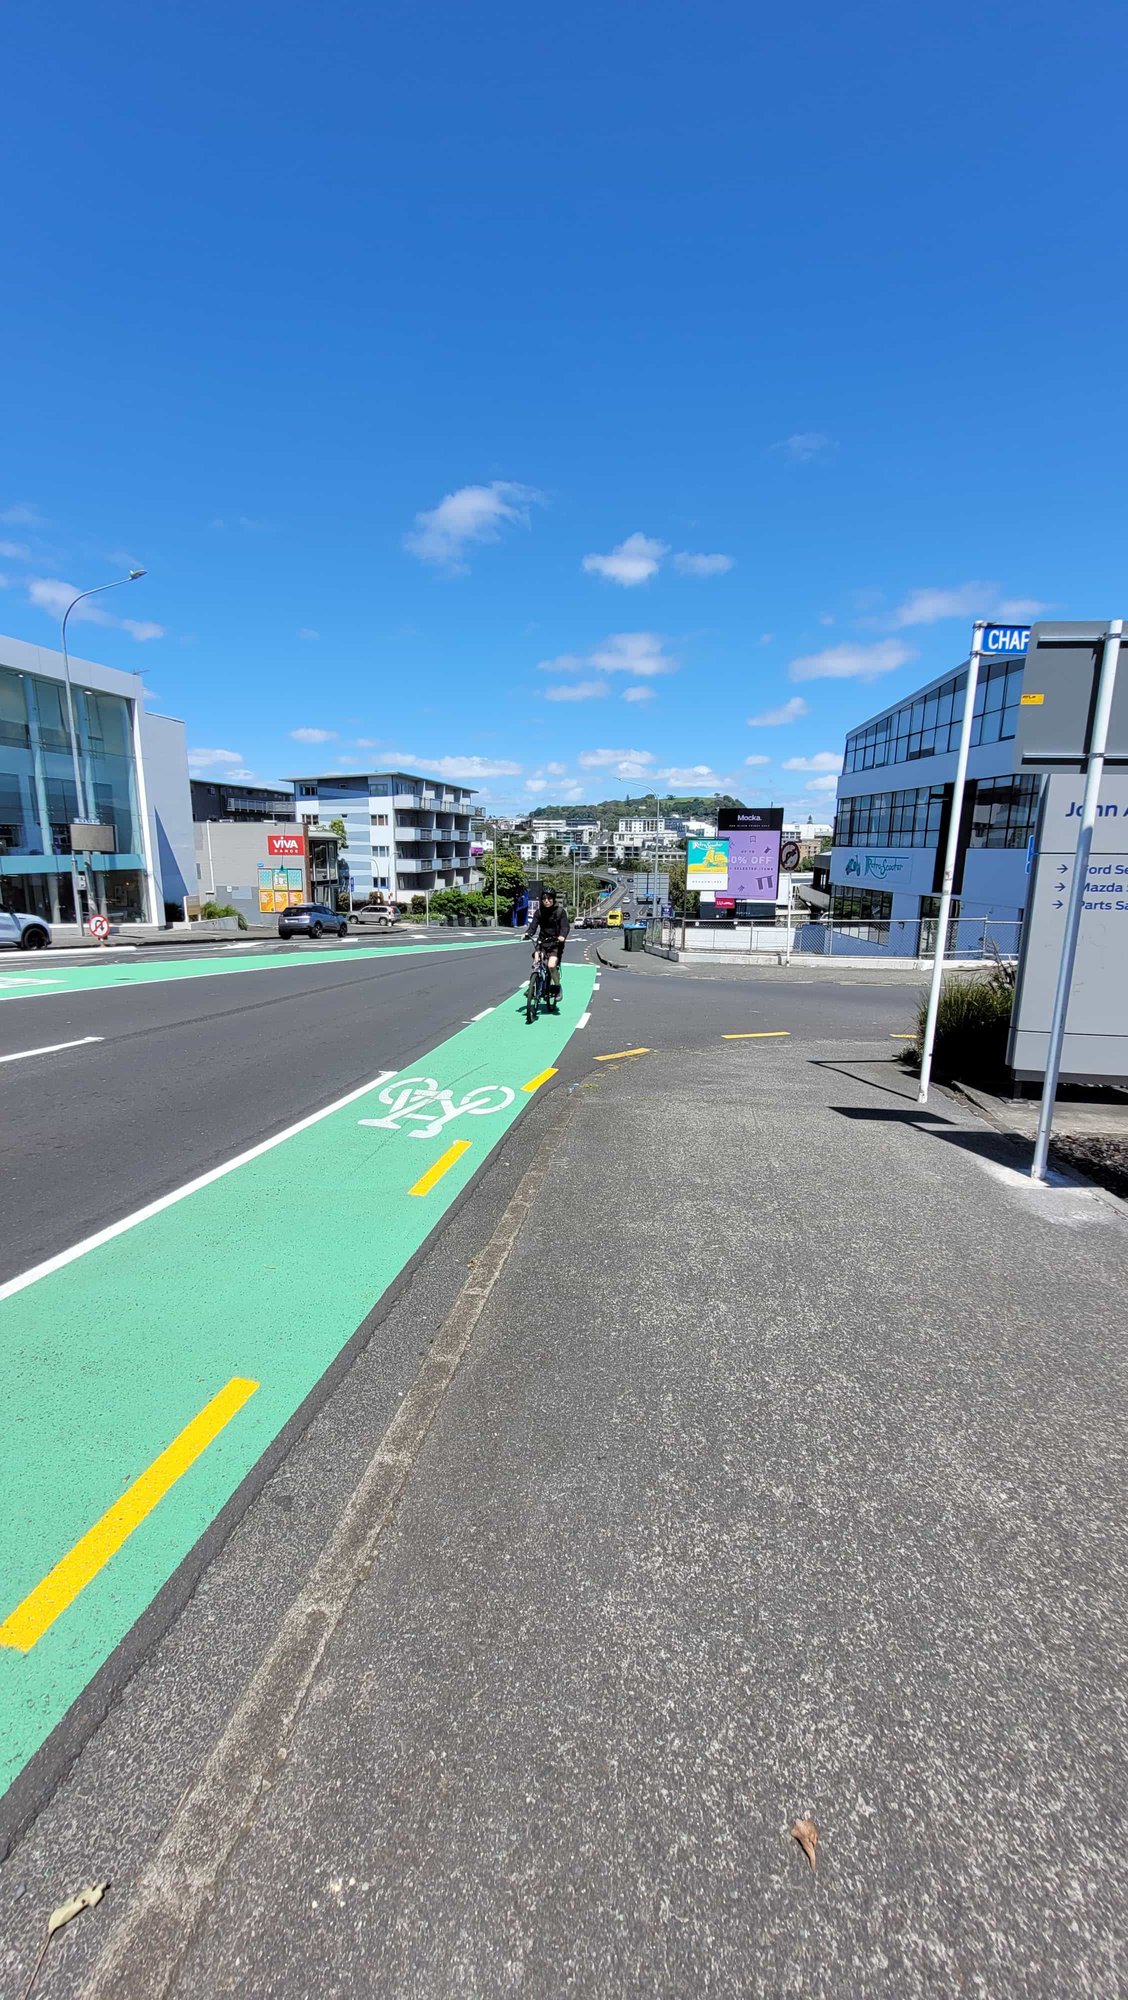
594;1047;650;1061
522;1067;558;1094
0;1378;259;1653
409;1139;472;1196
889;1034;917;1040
722;1031;790;1040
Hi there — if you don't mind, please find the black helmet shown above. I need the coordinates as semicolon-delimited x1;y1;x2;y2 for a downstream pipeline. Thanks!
541;886;556;902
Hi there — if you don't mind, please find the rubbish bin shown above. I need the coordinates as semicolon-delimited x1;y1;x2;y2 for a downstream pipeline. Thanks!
623;922;643;953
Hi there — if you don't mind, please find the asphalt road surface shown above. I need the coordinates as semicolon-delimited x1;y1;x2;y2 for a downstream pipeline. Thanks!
0;935;944;1998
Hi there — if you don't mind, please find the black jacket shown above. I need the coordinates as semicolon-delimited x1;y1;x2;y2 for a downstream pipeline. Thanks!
525;902;570;947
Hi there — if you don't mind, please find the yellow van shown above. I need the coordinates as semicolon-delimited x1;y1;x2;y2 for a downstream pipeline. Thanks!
606;909;623;927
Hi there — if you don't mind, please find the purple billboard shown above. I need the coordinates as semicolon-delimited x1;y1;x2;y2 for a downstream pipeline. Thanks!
717;808;783;902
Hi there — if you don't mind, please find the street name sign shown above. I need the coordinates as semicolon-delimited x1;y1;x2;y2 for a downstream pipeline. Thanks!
1008;771;1128;1082
980;624;1030;656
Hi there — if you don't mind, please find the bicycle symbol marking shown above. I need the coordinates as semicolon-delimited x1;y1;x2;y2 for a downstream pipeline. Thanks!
359;1074;516;1140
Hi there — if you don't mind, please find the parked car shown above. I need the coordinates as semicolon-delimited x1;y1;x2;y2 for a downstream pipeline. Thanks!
0;908;51;951
278;903;348;941
348;905;396;930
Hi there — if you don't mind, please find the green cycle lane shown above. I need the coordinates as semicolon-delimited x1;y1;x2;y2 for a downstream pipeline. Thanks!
0;936;512;1005
0;964;595;1798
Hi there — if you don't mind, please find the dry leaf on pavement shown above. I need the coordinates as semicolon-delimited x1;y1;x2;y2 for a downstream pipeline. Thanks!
790;1817;819;1870
23;1883;108;1999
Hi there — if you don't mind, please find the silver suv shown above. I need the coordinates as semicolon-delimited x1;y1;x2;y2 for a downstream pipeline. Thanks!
0;908;52;951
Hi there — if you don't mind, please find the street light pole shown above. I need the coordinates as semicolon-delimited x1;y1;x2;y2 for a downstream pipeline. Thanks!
59;570;146;929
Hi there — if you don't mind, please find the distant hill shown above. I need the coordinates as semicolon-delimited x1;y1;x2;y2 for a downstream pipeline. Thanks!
526;793;747;829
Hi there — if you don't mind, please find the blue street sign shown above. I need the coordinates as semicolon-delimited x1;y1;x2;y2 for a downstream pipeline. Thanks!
980;624;1030;656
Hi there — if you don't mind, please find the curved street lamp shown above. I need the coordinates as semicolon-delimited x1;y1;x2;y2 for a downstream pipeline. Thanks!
59;570;146;928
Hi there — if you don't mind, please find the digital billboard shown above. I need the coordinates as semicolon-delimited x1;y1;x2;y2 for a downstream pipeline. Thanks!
717;808;783;901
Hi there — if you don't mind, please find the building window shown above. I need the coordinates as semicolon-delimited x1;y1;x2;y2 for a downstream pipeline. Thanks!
371;813;389;826
835;785;946;851
370;782;389;796
298;783;317;797
843;660;1027;774
967;775;1041;849
832;887;892;944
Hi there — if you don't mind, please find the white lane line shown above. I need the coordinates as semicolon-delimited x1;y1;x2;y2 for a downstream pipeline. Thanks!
472;1007;495;1019
0;1068;396;1305
0;1035;104;1064
224;942;269;950
577;1011;591;1029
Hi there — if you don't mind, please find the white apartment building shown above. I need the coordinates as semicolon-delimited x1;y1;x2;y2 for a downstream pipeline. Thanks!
289;768;475;900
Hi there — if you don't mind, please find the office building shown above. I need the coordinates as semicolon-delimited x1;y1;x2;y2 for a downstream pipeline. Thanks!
288;769;475;900
0;632;194;925
830;652;1040;952
194;819;342;922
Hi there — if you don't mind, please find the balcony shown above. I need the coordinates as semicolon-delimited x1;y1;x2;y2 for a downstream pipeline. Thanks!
394;825;436;842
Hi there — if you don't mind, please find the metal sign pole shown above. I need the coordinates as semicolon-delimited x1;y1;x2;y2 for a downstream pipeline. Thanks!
918;620;985;1103
1030;618;1123;1181
785;873;794;966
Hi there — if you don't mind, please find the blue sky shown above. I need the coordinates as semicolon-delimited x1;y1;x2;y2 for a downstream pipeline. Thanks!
2;0;1125;821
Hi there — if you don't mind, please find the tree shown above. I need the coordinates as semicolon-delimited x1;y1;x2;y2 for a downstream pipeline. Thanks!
666;855;699;918
479;847;526;917
327;817;348;850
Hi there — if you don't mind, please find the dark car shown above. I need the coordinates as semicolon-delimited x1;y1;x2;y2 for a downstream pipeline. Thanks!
278;902;348;941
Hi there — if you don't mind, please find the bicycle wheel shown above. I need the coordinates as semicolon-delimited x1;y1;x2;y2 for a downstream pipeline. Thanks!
525;972;539;1024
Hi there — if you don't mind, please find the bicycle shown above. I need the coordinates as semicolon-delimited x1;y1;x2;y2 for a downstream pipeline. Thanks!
525;946;560;1023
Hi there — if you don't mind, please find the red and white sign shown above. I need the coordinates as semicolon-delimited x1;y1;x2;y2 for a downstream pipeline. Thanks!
267;833;305;857
714;895;736;911
88;914;111;939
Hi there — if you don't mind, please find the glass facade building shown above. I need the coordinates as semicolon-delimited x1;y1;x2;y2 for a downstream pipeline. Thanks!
828;652;1042;958
0;635;194;927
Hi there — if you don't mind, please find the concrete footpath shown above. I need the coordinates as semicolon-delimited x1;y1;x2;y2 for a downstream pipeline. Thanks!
65;1029;1127;1997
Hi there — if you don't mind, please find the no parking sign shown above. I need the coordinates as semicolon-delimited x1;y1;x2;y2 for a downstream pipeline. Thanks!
88;914;110;945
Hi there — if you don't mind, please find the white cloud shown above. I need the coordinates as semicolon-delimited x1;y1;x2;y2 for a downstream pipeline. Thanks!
189;747;246;770
759;632;774;645
26;575;165;642
673;551;734;577
819;613;835;626
0;503;42;526
525;772;585;800
889;581;1050;629
788;639;915;683
658;765;735;790
543;680;609;702
748;695;808;726
298;627;320;641
384;754;523;780
0;541;31;560
544;762;568;776
578;747;655;769
781;751;843;773
582;533;667;587
745;754;771;766
538;631;677;680
807;773;841;793
622;685;655;703
289;726;337;744
404;480;542;572
774;432;834;463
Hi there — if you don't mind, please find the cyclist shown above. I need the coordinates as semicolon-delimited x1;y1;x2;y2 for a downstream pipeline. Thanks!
524;887;570;1005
